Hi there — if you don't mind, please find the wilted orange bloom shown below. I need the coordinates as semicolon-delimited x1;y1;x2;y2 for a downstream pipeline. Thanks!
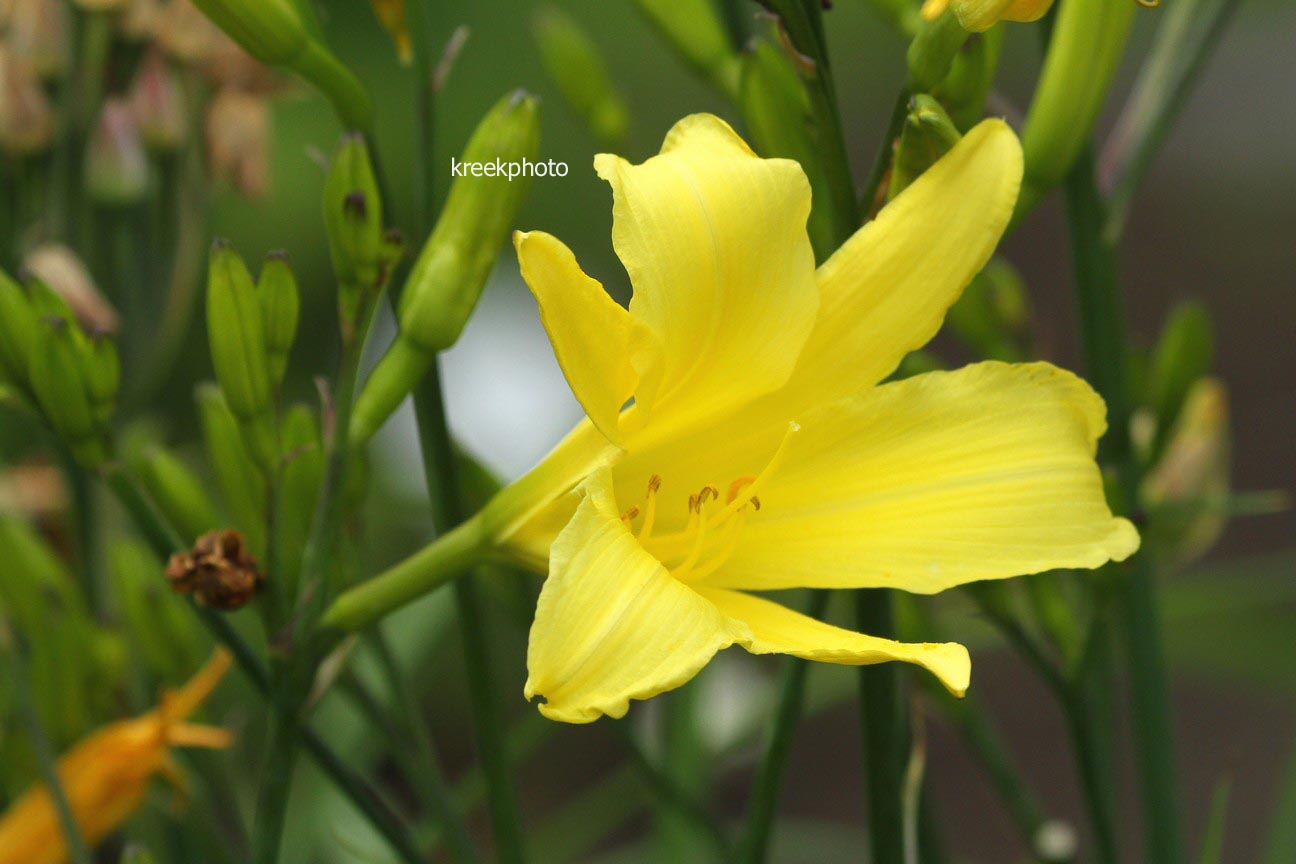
0;650;234;864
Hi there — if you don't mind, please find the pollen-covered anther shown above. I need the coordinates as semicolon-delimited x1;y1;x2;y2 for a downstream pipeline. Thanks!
749;495;761;511
620;505;641;526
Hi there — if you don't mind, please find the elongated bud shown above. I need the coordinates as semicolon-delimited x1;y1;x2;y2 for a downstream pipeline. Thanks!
189;0;372;129
128;48;188;152
205;241;276;474
132;446;222;542
4;0;70;81
276;403;323;605
907;9;969;92
195;383;266;550
257;251;299;388
1017;0;1137;215
23;243;119;335
888;94;962;200
932;26;1003;131
0;45;57;157
633;0;740;98
534;6;628;146
350;91;540;444
323;132;384;334
739;35;834;261
85;99;151;205
29;319;106;467
205;88;270;199
1148;300;1213;454
0;269;38;385
946;257;1030;362
82;334;120;430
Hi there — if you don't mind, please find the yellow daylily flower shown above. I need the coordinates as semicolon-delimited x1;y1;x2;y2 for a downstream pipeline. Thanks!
0;650;233;864
920;0;1055;31
485;114;1136;723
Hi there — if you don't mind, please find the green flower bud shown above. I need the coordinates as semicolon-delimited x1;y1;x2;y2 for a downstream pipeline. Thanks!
29;318;105;467
0;269;38;385
196;382;266;551
85;99;151;206
277;403;323;604
633;0;740;98
907;8;970;92
189;0;372;130
258;251;300;388
739;35;834;261
133;446;222;543
932;26;1003;131
82;333;120;430
323;133;384;336
533;6;629;146
25;276;76;327
128;48;188;153
1147;300;1213;455
206;240;277;474
1017;0;1136;216
350;91;540;445
887;94;962;200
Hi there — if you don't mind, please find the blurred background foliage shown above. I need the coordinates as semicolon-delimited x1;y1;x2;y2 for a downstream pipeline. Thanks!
1;0;1294;861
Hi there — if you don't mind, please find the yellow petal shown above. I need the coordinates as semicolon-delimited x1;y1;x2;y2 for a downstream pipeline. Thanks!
594;114;819;435
701;362;1139;594
789;119;1023;408
1000;0;1055;23
524;468;748;723
514;230;642;444
699;588;971;696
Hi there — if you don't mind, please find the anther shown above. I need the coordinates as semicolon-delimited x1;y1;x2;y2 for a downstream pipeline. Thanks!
750;495;761;511
688;493;700;514
698;485;719;506
647;474;662;495
620;505;640;525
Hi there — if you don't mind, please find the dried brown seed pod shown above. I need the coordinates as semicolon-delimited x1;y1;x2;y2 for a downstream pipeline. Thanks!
165;528;263;610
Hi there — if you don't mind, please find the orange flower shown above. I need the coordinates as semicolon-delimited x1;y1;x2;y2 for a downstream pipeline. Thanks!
0;650;234;864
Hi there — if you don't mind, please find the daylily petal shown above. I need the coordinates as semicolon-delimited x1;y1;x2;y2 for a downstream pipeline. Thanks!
514;230;642;444
701;362;1139;593
524;468;749;723
699;587;971;696
789;119;1023;407
594;114;818;434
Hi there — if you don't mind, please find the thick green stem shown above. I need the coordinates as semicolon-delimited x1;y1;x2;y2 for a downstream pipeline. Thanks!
409;360;527;864
856;589;907;864
1063;148;1183;864
740;590;827;863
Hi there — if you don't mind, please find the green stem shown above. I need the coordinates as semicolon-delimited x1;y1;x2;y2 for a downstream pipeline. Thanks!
101;464;427;864
1;625;93;864
1064;148;1183;864
856;589;907;864
409;360;527;864
740;590;827;863
1063;623;1121;864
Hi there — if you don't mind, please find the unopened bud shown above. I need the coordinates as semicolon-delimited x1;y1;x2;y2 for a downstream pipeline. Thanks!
29;318;106;466
205;240;276;473
323;132;385;336
0;269;38;385
189;0;371;129
633;0;740;98
1148;300;1213;454
257;251;299;388
932;26;1003;131
368;0;411;64
919;0;1054;32
4;0;69;80
534;6;628;146
276;402;322;603
82;333;120;430
128;48;188;152
165;527;264;610
151;0;225;64
23;243;119;335
205;88;269;198
906;8;969;91
350;91;539;444
946;257;1030;361
133;446;221;542
110;539;208;683
85;98;150;205
1018;0;1136;215
888;94;962;200
195;383;266;549
0;45;56;156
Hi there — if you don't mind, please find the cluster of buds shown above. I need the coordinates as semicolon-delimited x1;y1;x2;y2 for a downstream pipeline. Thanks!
204;240;299;474
349;91;540;443
0;265;119;467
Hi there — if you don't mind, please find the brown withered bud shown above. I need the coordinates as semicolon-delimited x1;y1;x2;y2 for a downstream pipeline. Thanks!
165;528;264;610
